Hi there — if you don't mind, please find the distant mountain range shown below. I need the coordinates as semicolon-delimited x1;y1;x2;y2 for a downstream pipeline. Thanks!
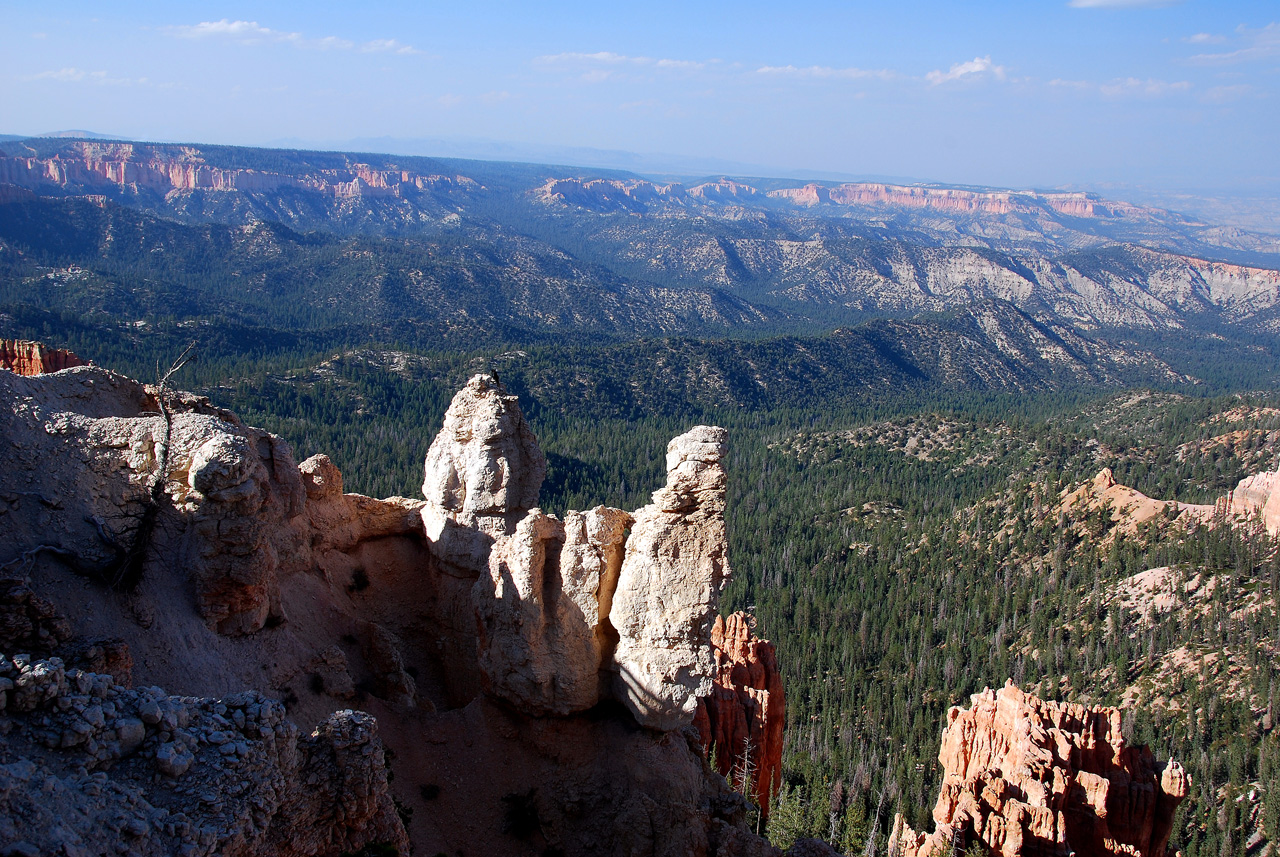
1;135;1278;396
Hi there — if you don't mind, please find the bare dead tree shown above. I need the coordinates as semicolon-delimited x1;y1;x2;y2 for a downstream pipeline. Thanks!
863;777;896;857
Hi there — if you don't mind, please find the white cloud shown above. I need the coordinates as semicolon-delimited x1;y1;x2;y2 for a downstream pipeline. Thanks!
1048;76;1192;97
926;56;1005;85
536;51;631;64
1189;22;1280;64
1067;0;1181;7
169;19;298;43
1183;32;1227;44
757;64;894;81
167;19;420;55
27;67;93;82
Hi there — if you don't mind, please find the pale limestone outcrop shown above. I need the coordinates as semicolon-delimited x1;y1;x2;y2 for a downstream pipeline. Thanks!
561;505;633;665
420;374;546;575
0;366;433;638
474;505;632;714
0;654;407;857
170;415;306;634
611;425;731;730
892;681;1188;857
0;365;305;635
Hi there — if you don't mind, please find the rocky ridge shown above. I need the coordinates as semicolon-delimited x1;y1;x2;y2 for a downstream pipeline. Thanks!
890;682;1188;857
0;654;407;857
1060;464;1280;540
0;357;793;856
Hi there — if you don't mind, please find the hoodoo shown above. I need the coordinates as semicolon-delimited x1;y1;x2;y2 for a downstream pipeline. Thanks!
891;682;1188;857
695;612;786;816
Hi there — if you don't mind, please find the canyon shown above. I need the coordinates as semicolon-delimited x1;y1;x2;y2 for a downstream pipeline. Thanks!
0;351;1206;857
0;353;808;856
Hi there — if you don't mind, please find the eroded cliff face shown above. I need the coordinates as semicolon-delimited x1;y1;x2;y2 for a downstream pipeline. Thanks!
0;141;479;201
0;339;87;375
890;682;1188;857
694;612;785;816
0;359;785;856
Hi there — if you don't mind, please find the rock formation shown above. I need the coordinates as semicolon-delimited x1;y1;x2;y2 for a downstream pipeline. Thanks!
611;425;732;730
0;141;479;201
0;339;87;375
890;681;1189;857
475;505;632;715
0;359;790;856
420;373;546;574
1063;465;1280;538
695;612;786;815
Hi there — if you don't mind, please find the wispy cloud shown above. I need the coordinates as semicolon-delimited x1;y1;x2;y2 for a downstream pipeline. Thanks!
757;64;894;81
437;90;511;108
169;19;297;43
926;56;1006;85
1189;22;1280;64
1067;0;1181;8
1183;32;1227;44
23;67;145;86
361;39;421;55
1099;77;1192;96
535;51;707;71
1200;84;1253;104
166;20;419;55
1049;76;1192;97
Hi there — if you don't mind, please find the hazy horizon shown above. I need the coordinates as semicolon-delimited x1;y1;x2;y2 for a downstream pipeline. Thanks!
2;1;1278;200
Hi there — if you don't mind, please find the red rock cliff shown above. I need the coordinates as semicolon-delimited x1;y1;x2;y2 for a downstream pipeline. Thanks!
695;611;786;815
0;142;478;200
891;681;1188;857
0;340;87;375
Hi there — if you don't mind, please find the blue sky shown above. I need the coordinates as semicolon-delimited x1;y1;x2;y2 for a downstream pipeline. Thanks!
2;1;1277;192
